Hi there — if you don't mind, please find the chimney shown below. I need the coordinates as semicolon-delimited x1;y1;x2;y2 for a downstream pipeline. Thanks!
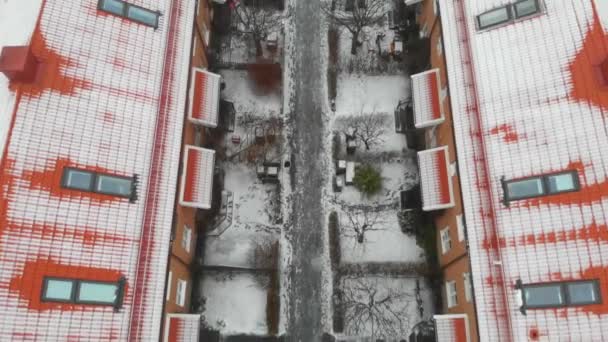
0;45;39;83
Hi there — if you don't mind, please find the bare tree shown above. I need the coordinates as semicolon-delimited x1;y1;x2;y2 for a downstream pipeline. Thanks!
340;277;414;339
339;110;389;150
341;207;384;243
232;0;283;57
323;0;387;54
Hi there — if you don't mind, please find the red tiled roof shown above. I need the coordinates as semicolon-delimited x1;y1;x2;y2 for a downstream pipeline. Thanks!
434;314;470;342
412;68;444;128
0;0;196;340
188;68;221;127
418;146;454;211
163;314;201;342
180;145;215;209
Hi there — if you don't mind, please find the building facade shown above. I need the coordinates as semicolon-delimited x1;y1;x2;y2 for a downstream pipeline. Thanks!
418;0;608;340
413;0;479;340
0;0;196;340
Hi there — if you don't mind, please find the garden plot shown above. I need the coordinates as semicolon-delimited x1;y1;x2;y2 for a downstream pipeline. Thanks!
200;271;269;335
335;74;409;116
338;276;434;340
338;208;424;264
219;69;284;161
204;162;281;268
220;69;282;115
334;22;404;75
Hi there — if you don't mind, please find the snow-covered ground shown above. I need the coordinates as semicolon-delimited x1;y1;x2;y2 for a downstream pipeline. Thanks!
200;271;269;335
339;276;434;339
204;162;281;268
335;75;409;116
0;0;44;159
339;209;424;264
198;56;286;336
220;69;282;115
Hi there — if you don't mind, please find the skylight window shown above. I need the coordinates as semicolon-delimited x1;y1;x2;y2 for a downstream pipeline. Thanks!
98;0;160;28
502;170;580;203
521;280;601;310
477;6;511;30
514;0;540;18
42;277;126;309
62;167;135;199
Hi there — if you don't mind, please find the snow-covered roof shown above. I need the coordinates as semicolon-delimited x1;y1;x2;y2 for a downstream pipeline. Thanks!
411;68;444;128
180;145;215;209
163;314;201;342
439;0;608;340
434;314;470;342
0;0;195;340
417;146;454;211
188;68;221;127
0;0;43;161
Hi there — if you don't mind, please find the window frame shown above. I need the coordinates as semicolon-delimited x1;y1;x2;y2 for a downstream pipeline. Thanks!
176;279;188;307
98;0;161;29
513;0;540;19
446;280;458;308
463;272;472;303
94;173;134;198
41;277;77;303
544;170;580;195
61;168;95;192
62;167;135;199
440;227;452;254
75;280;121;305
476;5;512;30
502;170;580;204
41;276;126;309
520;279;602;310
565;280;602;306
181;225;192;253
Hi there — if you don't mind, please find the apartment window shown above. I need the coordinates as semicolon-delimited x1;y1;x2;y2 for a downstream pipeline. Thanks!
436;38;443;55
464;273;472;302
446;281;458;308
182;225;192;253
521;280;601;309
62;167;134;199
98;0;160;28
440;227;452;254
176;279;188;307
477;6;511;30
456;214;465;242
166;271;172;301
503;171;580;202
513;0;540;18
42;277;125;308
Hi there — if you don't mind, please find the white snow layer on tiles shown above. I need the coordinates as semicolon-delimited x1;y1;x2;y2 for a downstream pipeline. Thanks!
596;0;608;32
335;75;409;115
201;272;269;335
340;209;425;263
219;69;282;116
0;0;44;159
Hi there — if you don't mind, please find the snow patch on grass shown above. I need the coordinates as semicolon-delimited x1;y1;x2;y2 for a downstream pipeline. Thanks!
335;74;410;116
201;272;269;335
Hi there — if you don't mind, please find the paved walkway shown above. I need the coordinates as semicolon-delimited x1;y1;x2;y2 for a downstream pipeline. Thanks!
287;0;326;341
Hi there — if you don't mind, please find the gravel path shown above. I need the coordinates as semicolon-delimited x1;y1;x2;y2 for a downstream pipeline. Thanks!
286;0;327;341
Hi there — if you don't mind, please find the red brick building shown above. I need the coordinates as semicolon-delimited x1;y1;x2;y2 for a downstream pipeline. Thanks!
415;0;608;340
0;0;198;340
